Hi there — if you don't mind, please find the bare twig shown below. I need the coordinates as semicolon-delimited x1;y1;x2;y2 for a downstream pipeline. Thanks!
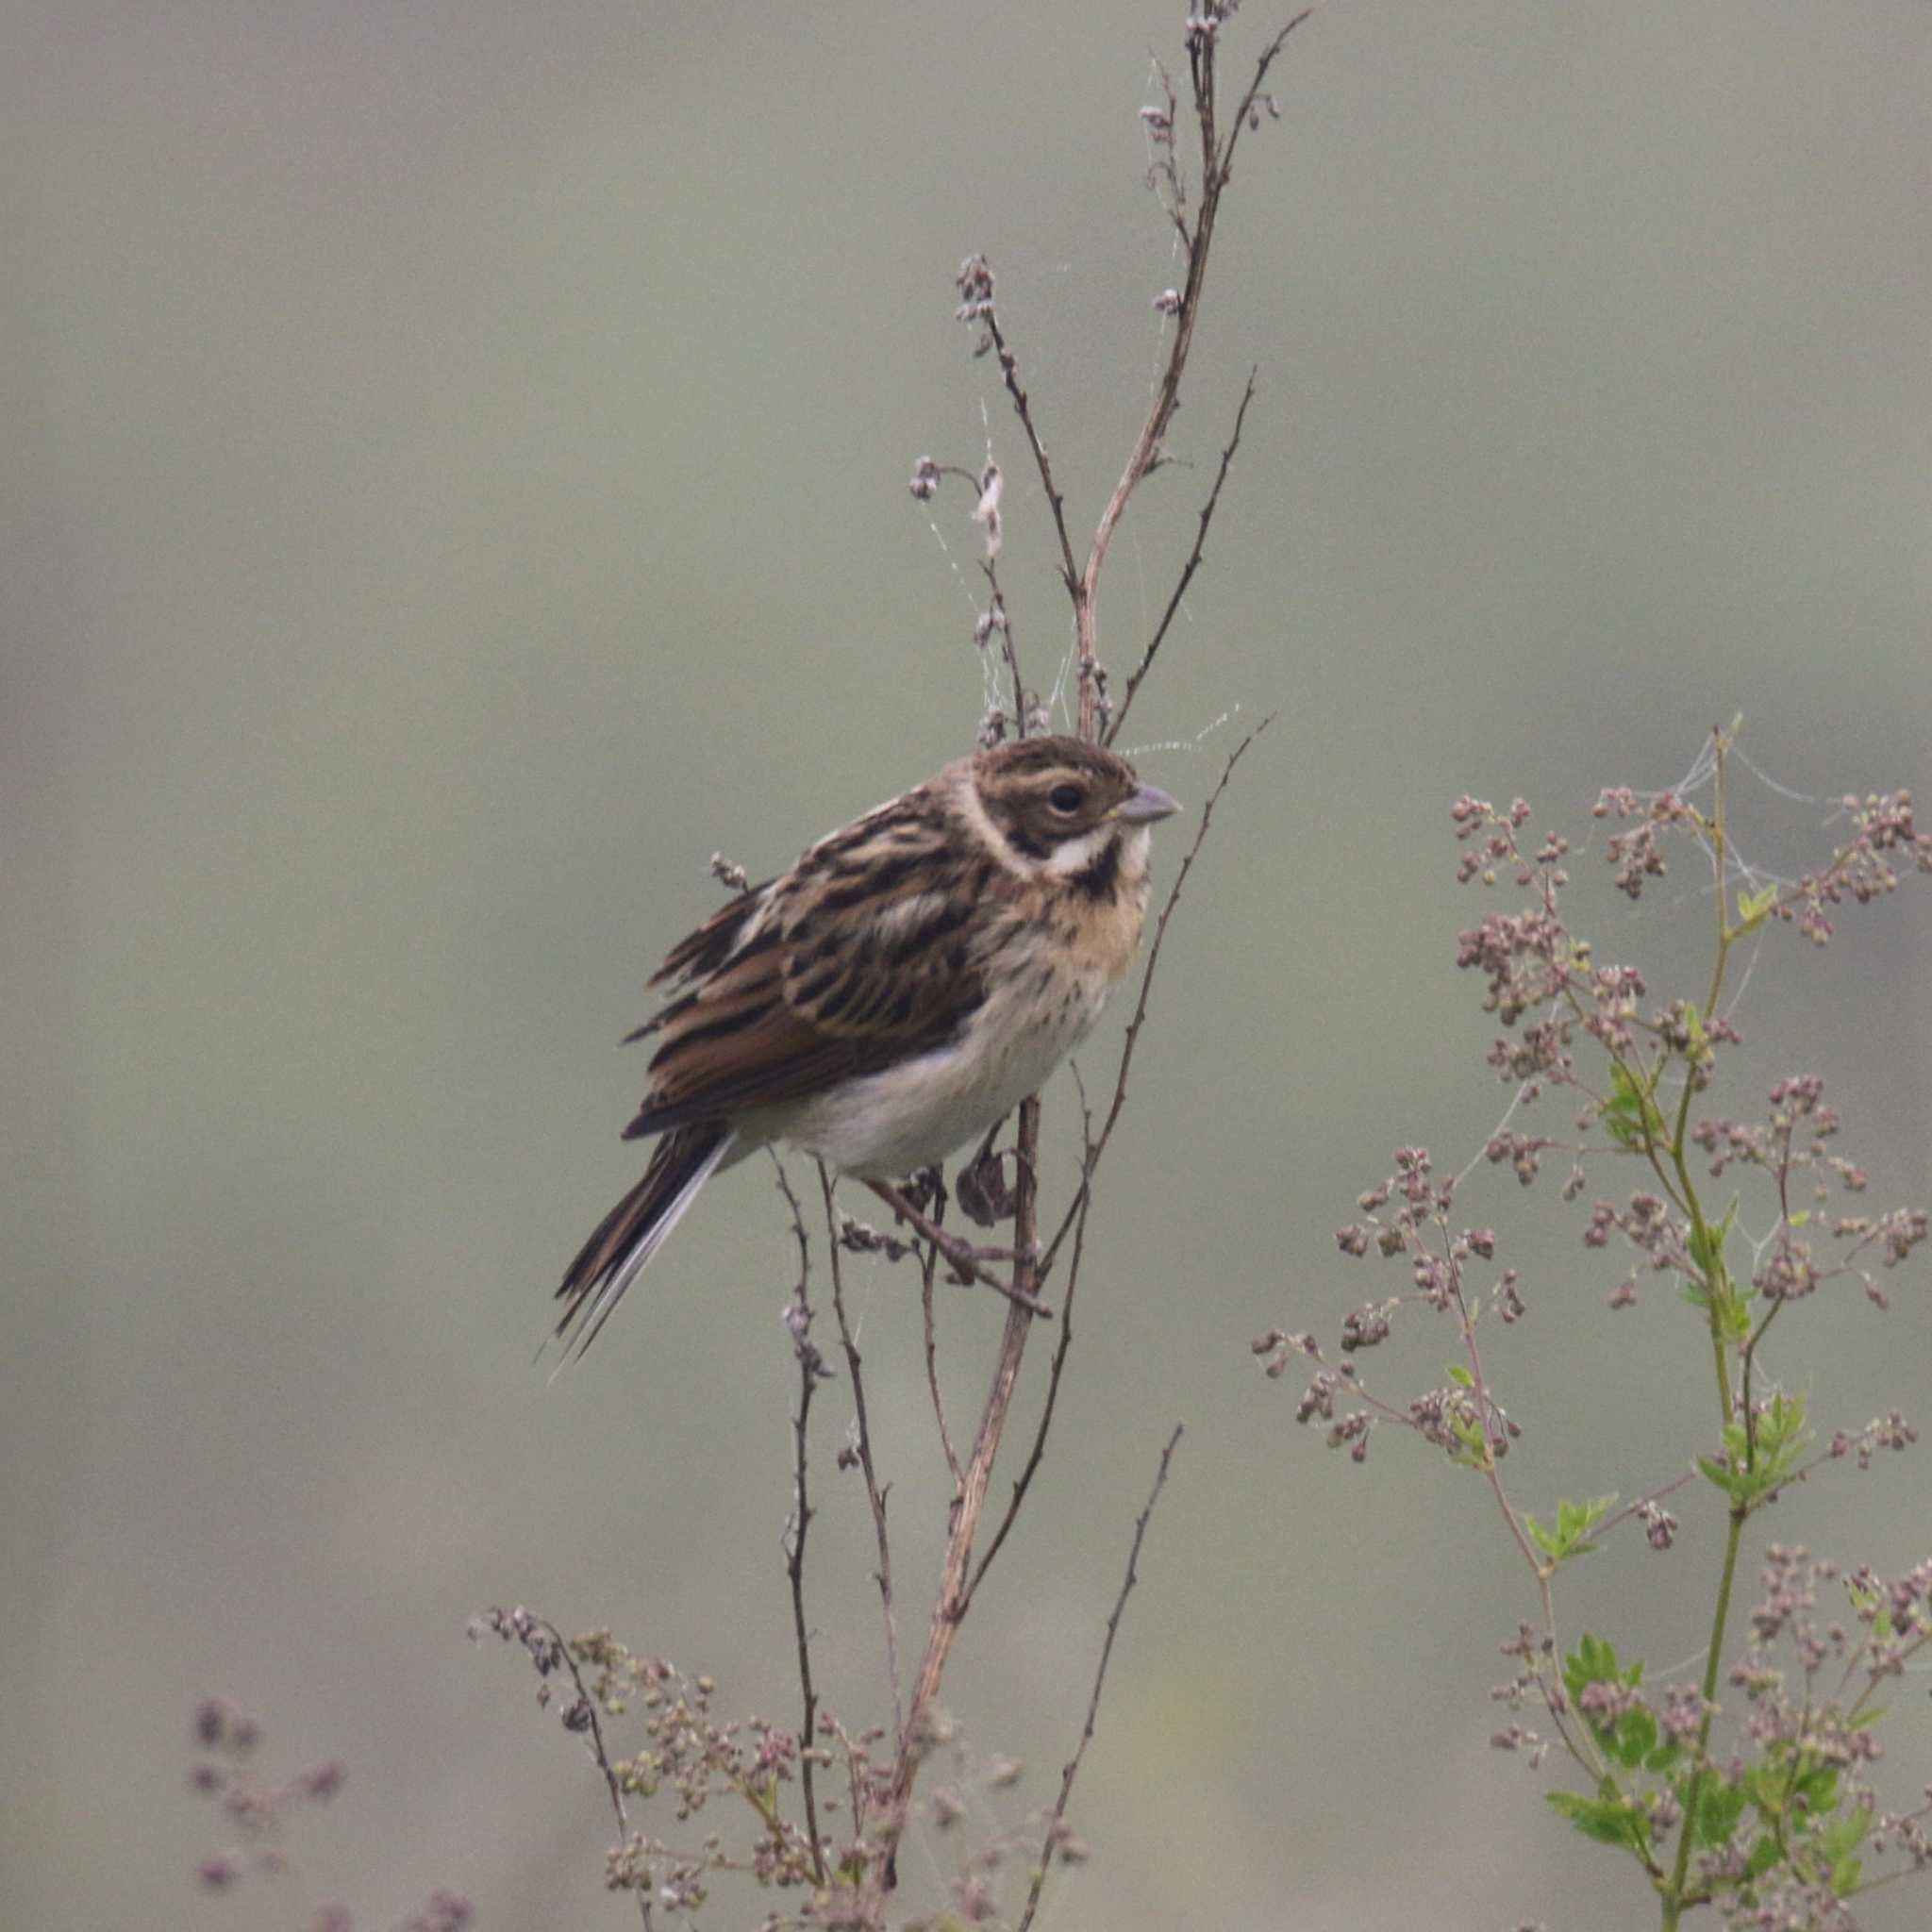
963;1167;1094;1610
819;1159;905;1747
963;1068;1097;1607
1013;1424;1186;1932
1074;13;1307;736
863;1098;1045;1907
956;20;1307;742
921;1247;963;1486
774;1158;830;1885
860;12;1300;1911
1219;12;1310;187
980;556;1028;740
1106;368;1257;747
864;1176;1054;1318
976;299;1082;600
522;1612;656;1929
1040;717;1272;1280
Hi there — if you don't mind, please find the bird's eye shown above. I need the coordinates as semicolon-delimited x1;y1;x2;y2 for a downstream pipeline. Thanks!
1048;783;1084;815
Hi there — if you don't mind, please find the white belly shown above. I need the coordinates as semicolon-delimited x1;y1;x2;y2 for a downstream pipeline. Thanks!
774;977;1104;1178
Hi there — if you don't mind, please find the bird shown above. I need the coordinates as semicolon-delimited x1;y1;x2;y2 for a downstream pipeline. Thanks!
554;734;1180;1357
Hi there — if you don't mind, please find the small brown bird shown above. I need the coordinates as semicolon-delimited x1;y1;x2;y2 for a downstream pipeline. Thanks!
556;735;1179;1355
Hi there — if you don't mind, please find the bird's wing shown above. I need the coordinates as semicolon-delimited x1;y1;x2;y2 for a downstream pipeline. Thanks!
619;820;992;1140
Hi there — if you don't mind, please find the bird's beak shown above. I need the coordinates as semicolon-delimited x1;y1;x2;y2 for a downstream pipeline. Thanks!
1114;781;1180;824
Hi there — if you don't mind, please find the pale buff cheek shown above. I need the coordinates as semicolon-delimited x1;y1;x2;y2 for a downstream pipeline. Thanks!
1043;824;1111;878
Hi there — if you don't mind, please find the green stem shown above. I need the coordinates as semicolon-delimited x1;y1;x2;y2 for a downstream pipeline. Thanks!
1660;738;1752;1927
1660;1507;1746;1926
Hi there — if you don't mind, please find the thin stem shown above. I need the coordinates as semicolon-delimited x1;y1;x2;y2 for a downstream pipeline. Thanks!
774;1159;829;1886
864;1176;1054;1317
1662;1507;1747;1925
1106;369;1257;747
1072;13;1308;736
862;1098;1044;1907
979;308;1081;600
981;555;1027;738
966;1162;1094;1608
1658;736;1755;1927
539;1617;656;1929
820;1161;904;1751
1450;1265;1600;1780
1013;1424;1185;1932
921;1242;962;1486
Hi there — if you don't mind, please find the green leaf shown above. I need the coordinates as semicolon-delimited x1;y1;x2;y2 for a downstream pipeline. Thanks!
1821;1807;1872;1862
1563;1633;1622;1706
1737;881;1778;934
1602;1062;1665;1152
1447;1411;1490;1468
1697;1391;1812;1511
1445;1363;1473;1388
1791;1762;1840;1815
1529;1495;1619;1565
1547;1788;1650;1856
1609;1705;1659;1771
1692;1778;1746;1847
1681;1002;1708;1057
1688;1198;1740;1279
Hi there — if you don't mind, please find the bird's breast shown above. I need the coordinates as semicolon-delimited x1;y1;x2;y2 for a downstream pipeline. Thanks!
775;951;1109;1179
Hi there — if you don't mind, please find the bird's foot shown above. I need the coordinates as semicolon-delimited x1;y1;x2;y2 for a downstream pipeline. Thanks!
864;1179;1052;1319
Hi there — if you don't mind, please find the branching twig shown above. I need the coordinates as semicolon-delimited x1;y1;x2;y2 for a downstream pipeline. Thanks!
819;1159;905;1748
524;1611;656;1929
980;556;1028;740
860;14;1301;1913
863;1098;1045;1907
1013;1424;1186;1932
1073;12;1310;736
864;1176;1055;1318
977;302;1082;601
964;1072;1102;1607
921;1246;963;1486
774;1158;830;1886
1106;368;1257;747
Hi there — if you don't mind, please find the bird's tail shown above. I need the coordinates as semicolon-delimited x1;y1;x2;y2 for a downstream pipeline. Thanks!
553;1124;736;1361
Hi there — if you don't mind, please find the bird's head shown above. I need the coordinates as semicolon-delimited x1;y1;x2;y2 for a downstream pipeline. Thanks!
970;736;1179;887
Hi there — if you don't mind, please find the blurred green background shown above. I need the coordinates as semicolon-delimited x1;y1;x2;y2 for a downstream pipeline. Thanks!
8;2;1930;1926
